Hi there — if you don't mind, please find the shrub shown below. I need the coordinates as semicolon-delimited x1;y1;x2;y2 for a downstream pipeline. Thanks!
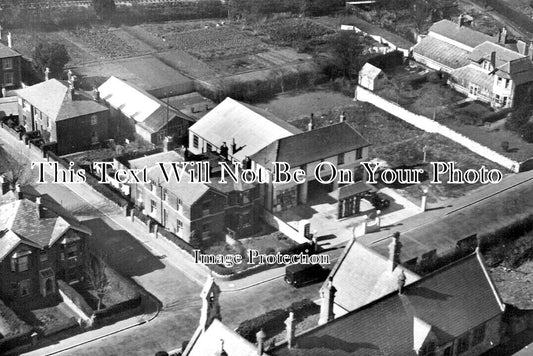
236;309;288;342
521;123;533;143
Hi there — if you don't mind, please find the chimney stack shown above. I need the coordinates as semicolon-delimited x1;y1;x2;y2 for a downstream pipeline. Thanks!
339;111;346;123
15;184;22;200
69;82;75;100
388;232;402;271
44;67;50;81
285;311;296;349
490;51;497;71
517;40;528;56
398;269;406;294
0;174;9;195
36;196;42;217
308;113;314;131
319;277;336;325
231;138;237;155
458;14;463;27
67;69;73;83
256;329;266;355
7;32;12;48
92;87;100;102
529;43;533;61
500;27;508;44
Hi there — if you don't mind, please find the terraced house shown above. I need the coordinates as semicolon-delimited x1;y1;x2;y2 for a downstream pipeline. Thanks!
17;78;110;154
0;190;91;309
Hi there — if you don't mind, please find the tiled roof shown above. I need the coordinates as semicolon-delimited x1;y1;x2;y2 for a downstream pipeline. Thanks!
0;197;91;261
271;252;505;356
429;20;496;49
99;76;194;134
412;35;471;70
450;64;494;92
186;319;268;356
0;42;21;58
190;97;301;162
251;123;370;167
324;239;420;313
17;79;108;121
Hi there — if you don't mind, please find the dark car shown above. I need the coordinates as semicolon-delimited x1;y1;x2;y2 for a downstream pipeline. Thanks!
362;191;390;210
285;263;327;288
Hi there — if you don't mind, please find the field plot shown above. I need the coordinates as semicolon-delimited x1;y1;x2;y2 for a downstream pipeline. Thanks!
11;29;97;66
68;27;147;60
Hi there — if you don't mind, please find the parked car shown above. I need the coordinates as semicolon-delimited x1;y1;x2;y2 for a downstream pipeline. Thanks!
362;191;390;210
285;263;327;288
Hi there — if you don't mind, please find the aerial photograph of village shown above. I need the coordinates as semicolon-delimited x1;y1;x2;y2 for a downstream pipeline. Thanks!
1;0;533;355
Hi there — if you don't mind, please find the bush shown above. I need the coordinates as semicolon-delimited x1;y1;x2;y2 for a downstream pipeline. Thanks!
236;308;289;342
521;123;533;143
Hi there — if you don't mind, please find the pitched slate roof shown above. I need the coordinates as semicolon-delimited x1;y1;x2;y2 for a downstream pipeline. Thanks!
17;79;108;122
428;20;496;49
0;42;21;58
186;319;268;356
0;197;91;261
271;252;505;356
251;122;370;167
450;64;494;92
98;76;195;134
190;97;301;161
324;239;420;315
412;35;471;70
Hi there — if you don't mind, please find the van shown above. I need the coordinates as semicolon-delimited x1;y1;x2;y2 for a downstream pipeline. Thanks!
284;263;326;288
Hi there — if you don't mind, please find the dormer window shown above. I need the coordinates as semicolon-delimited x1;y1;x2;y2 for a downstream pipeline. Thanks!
11;249;31;272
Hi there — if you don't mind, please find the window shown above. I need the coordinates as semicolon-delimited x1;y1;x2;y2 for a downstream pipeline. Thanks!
443;346;453;356
206;143;212;152
16;256;29;272
10;282;18;297
40;251;48;262
502;96;508;107
495;94;501;104
151;200;157;213
202;201;210;214
177;198;182;210
242;191;250;204
90;116;98;126
2;58;12;70
338;153;345;165
163;189;168;202
472;324;486;346
355;148;363;160
457;333;470;354
505;78;510;89
420;342;436;356
4;72;13;86
176;219;183;230
193;135;199;148
163;209;168;226
497;77;503;86
66;245;78;259
19;279;31;297
469;84;479;95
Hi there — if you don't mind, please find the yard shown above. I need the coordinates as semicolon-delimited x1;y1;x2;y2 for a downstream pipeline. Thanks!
378;64;533;163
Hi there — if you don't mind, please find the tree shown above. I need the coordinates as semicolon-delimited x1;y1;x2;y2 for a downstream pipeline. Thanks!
92;0;116;20
31;42;70;79
330;31;367;80
85;253;109;311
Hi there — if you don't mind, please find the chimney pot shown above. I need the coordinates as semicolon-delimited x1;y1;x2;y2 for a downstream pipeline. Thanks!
319;277;336;325
458;14;463;27
15;184;22;200
398;270;406;294
500;27;508;44
7;32;12;48
44;67;50;81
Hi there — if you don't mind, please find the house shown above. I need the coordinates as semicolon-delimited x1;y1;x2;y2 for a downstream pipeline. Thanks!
188;97;301;163
412;18;497;73
98;76;195;147
251;122;371;212
175;276;270;356
16;79;110;155
270;251;506;356
0;41;22;90
0;190;91;309
448;41;533;108
358;62;387;91
319;234;420;321
129;150;261;246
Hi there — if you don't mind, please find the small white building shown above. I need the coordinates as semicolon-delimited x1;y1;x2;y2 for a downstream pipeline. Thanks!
358;63;387;91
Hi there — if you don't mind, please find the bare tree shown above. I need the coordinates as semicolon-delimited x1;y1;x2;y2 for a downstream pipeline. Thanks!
85;252;109;311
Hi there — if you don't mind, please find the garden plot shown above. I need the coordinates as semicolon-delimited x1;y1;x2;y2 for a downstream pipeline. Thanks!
68;27;145;59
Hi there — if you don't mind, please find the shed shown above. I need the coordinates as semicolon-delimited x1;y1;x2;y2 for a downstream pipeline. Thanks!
358;63;387;91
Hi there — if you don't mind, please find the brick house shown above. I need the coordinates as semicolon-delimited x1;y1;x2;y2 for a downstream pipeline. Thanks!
98;76;195;147
129;151;261;246
16;79;110;155
0;192;91;309
0;42;21;90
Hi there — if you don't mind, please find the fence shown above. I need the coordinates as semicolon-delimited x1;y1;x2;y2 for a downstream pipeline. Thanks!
355;85;522;172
